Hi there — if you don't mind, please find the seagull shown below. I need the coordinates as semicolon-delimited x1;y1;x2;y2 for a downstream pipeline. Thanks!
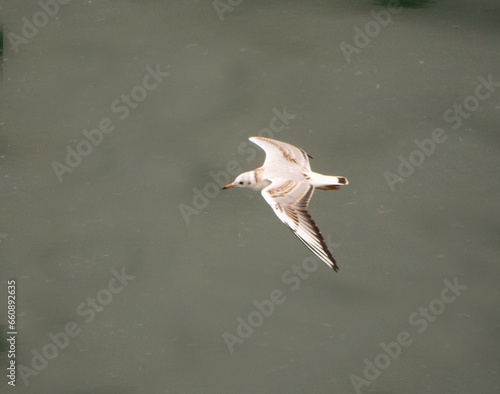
222;136;348;271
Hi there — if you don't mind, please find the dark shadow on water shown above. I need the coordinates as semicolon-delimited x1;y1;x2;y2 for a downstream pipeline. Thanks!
373;0;436;9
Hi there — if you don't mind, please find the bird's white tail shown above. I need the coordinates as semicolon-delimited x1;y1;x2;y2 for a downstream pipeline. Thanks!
310;173;349;190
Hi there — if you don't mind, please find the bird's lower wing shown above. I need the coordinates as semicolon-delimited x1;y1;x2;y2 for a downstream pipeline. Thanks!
261;182;339;271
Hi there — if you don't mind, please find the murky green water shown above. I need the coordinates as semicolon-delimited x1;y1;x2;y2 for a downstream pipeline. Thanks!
1;1;499;393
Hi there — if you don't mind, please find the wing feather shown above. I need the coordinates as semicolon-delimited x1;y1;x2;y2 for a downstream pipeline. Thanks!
250;136;311;172
261;180;339;271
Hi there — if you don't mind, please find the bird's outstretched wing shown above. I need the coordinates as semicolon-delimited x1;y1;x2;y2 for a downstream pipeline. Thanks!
250;136;311;172
261;179;339;271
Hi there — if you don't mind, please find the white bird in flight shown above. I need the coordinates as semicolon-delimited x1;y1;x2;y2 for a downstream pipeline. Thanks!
223;136;348;272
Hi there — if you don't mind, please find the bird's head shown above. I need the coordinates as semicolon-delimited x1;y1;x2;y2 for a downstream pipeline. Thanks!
222;171;256;190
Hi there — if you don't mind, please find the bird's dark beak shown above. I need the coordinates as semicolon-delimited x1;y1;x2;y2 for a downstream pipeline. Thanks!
222;183;234;190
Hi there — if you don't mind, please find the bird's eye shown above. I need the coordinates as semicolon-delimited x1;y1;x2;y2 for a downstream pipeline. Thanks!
239;181;243;185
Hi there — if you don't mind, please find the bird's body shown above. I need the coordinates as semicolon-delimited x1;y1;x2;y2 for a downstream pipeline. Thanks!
223;136;348;271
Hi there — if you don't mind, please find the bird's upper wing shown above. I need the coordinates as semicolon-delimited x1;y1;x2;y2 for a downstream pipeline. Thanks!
250;136;311;172
261;179;339;271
